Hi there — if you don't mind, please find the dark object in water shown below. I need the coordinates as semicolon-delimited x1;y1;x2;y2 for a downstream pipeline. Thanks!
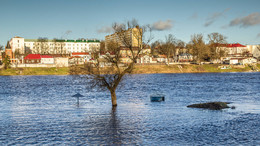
187;102;230;110
72;93;84;107
72;93;84;98
150;94;165;102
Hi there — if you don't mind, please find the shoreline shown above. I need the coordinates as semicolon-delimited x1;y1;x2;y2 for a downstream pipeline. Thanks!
0;64;259;76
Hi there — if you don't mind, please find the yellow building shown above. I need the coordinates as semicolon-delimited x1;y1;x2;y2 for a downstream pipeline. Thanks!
105;26;142;49
105;26;145;63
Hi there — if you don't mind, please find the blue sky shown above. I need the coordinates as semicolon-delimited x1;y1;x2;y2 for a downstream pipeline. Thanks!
0;0;260;47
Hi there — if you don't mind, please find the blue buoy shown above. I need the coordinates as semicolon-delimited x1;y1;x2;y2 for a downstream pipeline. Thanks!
150;93;165;102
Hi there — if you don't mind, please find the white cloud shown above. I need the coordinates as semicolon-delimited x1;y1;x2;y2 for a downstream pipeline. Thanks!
65;30;72;35
257;33;260;38
204;8;230;27
151;20;173;31
229;12;260;27
97;26;113;33
190;13;198;19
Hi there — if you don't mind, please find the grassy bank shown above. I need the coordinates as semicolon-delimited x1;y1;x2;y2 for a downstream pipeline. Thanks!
133;64;253;74
0;67;69;76
0;64;258;76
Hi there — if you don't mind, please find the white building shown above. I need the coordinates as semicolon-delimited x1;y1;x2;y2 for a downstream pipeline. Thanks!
137;55;157;64
9;36;25;53
71;52;92;62
55;57;69;67
217;43;248;56
41;55;54;64
8;36;100;55
247;45;260;58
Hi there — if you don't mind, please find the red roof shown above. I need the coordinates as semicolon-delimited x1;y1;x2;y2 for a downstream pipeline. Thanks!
72;52;89;56
100;51;115;55
24;54;53;60
69;56;82;59
24;54;41;59
41;55;53;58
222;43;246;48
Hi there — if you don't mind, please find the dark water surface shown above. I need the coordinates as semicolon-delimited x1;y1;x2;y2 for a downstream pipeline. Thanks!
0;73;260;145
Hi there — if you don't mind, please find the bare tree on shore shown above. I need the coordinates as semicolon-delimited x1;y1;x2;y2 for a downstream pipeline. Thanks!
158;34;177;65
70;19;152;107
190;34;209;63
34;37;49;54
150;40;161;56
208;32;227;62
0;45;3;51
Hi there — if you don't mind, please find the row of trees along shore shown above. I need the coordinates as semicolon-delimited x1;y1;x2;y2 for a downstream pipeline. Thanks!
69;19;230;107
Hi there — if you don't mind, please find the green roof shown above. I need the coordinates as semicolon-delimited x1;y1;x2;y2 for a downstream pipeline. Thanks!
24;39;100;43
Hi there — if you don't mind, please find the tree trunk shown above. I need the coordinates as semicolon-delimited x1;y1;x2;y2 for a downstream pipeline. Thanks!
110;88;117;107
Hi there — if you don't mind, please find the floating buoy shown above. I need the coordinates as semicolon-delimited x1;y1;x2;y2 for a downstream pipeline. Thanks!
150;93;165;102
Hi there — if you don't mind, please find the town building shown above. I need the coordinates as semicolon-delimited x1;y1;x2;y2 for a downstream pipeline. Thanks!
71;52;92;62
177;53;193;62
137;55;157;64
217;43;260;64
24;54;54;64
246;45;260;59
5;41;16;63
7;36;100;55
104;26;152;63
222;57;257;65
217;43;249;57
54;57;69;67
105;26;142;48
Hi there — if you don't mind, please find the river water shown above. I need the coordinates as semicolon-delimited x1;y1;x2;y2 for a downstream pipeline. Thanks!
0;73;260;145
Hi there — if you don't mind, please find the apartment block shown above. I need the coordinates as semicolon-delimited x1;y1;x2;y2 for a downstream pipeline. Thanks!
8;36;100;55
105;26;142;49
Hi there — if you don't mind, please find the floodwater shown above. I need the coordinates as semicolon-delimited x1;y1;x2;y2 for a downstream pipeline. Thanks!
0;73;260;145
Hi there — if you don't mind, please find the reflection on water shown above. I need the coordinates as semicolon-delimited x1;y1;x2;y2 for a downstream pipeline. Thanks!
0;73;260;145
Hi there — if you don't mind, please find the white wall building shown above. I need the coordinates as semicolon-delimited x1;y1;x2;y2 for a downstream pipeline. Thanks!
8;36;100;55
9;36;25;53
247;45;260;58
41;55;54;64
55;57;69;67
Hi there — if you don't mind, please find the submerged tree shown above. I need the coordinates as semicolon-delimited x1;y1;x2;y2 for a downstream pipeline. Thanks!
70;19;152;107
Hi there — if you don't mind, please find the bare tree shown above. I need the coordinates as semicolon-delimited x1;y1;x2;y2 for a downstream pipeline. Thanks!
151;40;161;56
176;40;186;55
14;49;23;67
70;19;152;107
3;55;11;69
207;32;227;62
34;37;49;54
158;34;177;65
0;45;3;51
190;34;209;63
52;38;59;55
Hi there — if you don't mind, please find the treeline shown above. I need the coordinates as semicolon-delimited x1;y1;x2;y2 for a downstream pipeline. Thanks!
151;32;227;63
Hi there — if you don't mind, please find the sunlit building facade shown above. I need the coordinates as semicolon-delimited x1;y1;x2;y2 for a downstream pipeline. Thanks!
8;36;100;55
